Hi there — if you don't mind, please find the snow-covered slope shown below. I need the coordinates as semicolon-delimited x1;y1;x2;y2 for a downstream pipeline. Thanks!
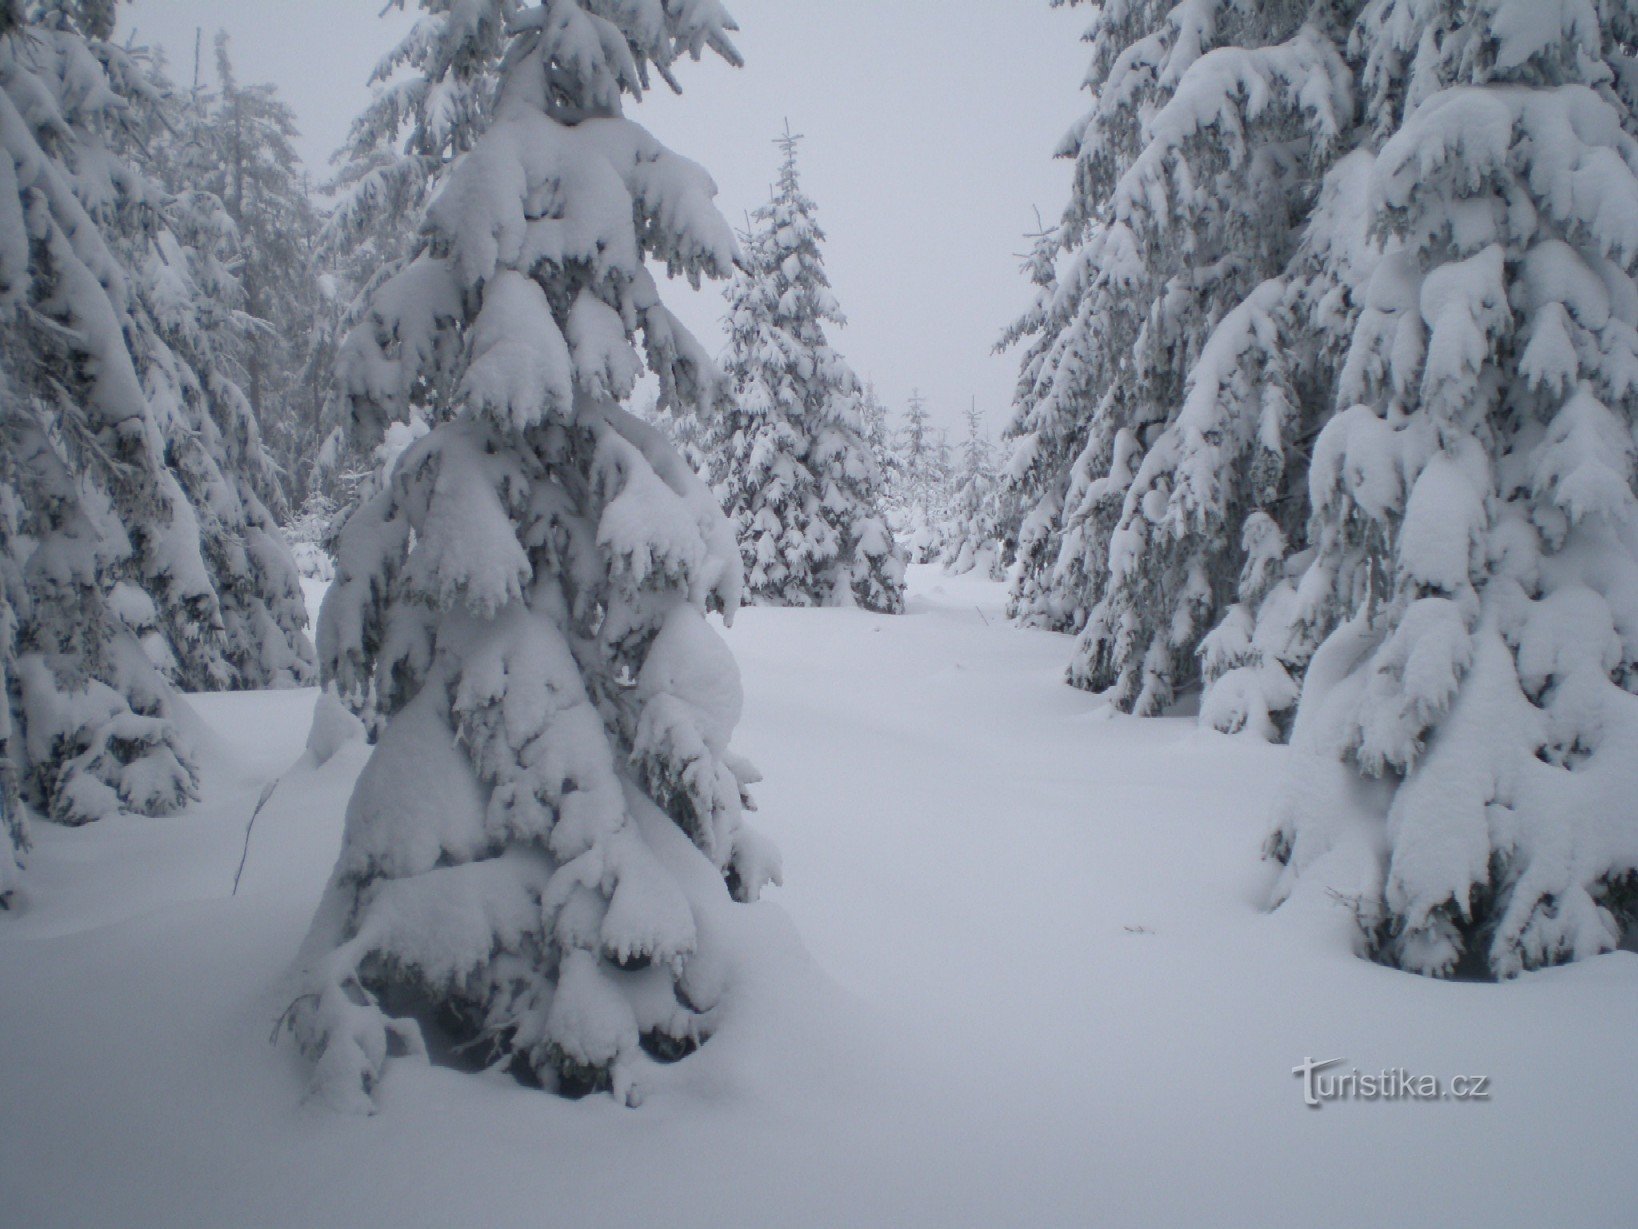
1;566;1633;1227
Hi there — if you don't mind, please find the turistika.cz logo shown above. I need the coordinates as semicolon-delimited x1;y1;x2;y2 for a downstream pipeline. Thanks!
1292;1057;1491;1108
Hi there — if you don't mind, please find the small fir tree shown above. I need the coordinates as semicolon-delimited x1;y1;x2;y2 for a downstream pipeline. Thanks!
704;126;904;612
942;403;1006;577
859;381;901;509
892;389;952;564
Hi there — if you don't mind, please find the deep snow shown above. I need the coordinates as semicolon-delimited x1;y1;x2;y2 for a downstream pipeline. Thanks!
2;566;1634;1228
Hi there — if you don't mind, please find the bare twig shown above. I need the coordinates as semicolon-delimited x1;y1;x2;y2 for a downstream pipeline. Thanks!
232;778;280;896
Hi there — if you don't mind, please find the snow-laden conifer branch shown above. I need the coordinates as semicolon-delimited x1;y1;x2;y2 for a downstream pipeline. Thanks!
288;0;783;1110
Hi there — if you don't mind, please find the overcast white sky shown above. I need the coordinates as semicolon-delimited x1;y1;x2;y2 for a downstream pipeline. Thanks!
121;1;1090;439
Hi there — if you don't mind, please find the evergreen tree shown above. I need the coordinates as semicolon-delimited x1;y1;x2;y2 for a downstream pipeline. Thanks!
1000;0;1358;713
199;34;325;504
139;204;314;685
704;127;904;612
998;221;1095;629
1267;0;1638;977
286;0;784;1110
305;1;510;509
859;380;901;508
893;389;952;564
896;388;945;502
121;40;315;692
0;1;311;857
1195;144;1379;737
640;388;709;476
942;403;1005;578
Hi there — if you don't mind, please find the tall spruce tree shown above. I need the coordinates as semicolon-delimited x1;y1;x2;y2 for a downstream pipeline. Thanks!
895;389;948;506
705;127;904;612
1267;0;1638;977
0;1;311;868
999;222;1085;628
286;0;785;1110
126;67;315;694
193;34;326;504
999;0;1358;713
1193;140;1380;738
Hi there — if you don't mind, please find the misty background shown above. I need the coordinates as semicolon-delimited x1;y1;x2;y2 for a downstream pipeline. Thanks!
121;0;1087;439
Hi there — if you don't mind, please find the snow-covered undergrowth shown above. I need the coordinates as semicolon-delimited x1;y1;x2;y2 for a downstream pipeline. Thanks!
2;567;1633;1227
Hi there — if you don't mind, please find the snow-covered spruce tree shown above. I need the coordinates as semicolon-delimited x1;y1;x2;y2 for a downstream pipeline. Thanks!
170;34;326;506
704;128;904;612
286;0;786;1109
1001;4;1211;636
903;391;950;499
892;389;952;564
305;1;513;509
1010;0;1359;715
640;389;710;477
0;9;311;896
1192;141;1381;737
998;222;1088;629
0;402;197;833
114;40;315;692
1268;0;1638;976
859;380;902;509
896;388;935;497
942;403;1005;577
0;2;209;831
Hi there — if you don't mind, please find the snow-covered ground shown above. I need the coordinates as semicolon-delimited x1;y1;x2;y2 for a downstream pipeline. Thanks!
2;566;1634;1228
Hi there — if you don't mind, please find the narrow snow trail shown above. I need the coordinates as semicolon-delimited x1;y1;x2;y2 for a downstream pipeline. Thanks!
1;566;1635;1228
726;568;1275;1040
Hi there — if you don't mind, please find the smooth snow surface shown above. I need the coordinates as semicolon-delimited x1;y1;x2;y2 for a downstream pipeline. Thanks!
2;566;1634;1227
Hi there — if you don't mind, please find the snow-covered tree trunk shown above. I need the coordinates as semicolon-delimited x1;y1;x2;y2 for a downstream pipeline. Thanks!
0;449;25;906
286;0;784;1110
1268;0;1638;977
703;128;904;612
